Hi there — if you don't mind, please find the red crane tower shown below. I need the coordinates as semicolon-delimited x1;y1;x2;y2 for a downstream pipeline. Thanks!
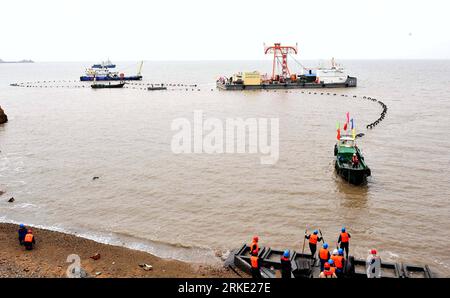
264;43;298;80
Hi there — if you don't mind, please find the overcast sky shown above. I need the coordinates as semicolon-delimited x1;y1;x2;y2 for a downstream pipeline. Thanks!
1;0;449;61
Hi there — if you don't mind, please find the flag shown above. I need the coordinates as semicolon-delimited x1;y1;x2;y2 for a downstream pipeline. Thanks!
343;122;348;131
346;112;350;124
352;128;356;140
350;118;354;129
336;122;341;140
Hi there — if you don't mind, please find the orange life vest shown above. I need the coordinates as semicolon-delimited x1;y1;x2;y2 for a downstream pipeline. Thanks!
331;255;338;265
250;242;259;254
319;248;329;260
323;269;334;277
340;232;349;243
24;233;34;243
330;266;336;274
309;234;318;244
250;256;259;269
335;255;344;269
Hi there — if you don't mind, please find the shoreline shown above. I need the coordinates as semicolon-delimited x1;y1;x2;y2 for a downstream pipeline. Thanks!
0;223;235;278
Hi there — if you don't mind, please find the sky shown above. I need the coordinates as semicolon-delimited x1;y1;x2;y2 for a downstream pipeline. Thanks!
1;0;449;61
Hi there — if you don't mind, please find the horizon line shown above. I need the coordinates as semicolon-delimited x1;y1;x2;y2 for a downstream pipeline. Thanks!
2;58;450;63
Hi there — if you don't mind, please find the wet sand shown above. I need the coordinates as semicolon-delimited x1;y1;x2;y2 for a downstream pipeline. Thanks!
0;223;235;278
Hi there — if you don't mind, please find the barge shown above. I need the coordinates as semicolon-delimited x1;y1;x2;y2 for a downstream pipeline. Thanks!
217;43;357;90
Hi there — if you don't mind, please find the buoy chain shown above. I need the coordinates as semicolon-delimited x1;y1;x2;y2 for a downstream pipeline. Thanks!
8;81;388;130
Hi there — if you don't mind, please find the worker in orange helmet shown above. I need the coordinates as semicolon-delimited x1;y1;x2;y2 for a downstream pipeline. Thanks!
23;229;36;251
319;262;337;278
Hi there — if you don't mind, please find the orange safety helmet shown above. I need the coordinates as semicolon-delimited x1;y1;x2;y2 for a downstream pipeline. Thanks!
253;236;259;242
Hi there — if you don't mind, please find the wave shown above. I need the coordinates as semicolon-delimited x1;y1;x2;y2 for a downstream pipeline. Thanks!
0;218;224;266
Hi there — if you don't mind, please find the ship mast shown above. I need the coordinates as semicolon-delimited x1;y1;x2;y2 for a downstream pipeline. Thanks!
137;61;144;76
264;43;298;80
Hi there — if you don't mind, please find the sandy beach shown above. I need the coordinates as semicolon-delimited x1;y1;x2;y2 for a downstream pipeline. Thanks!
0;223;235;278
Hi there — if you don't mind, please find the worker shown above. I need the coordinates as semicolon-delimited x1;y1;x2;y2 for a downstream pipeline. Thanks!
23;229;35;251
18;223;28;245
250;236;259;255
280;250;292;279
319;262;337;278
366;249;381;278
330;249;338;272
305;230;322;258
337;227;351;258
319;243;331;272
352;153;359;168
332;248;345;277
250;250;261;278
328;259;337;275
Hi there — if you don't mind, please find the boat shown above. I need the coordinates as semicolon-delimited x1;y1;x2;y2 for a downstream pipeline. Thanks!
226;244;434;278
217;43;357;90
334;135;371;185
148;85;167;91
91;59;116;69
80;61;143;81
91;82;125;89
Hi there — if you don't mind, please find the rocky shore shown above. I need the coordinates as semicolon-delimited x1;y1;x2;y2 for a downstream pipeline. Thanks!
0;105;7;124
0;223;234;278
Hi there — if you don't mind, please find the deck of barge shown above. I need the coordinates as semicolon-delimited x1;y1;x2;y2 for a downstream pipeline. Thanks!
217;76;357;90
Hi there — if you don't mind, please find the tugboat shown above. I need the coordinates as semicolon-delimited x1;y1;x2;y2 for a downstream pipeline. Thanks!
334;135;371;185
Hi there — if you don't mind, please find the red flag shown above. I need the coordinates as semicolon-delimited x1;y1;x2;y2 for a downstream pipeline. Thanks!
343;122;348;131
336;128;341;140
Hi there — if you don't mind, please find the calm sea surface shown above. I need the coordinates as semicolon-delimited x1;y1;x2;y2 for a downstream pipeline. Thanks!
1;60;449;276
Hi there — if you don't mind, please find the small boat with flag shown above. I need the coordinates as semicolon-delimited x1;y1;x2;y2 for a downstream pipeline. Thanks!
334;115;371;185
